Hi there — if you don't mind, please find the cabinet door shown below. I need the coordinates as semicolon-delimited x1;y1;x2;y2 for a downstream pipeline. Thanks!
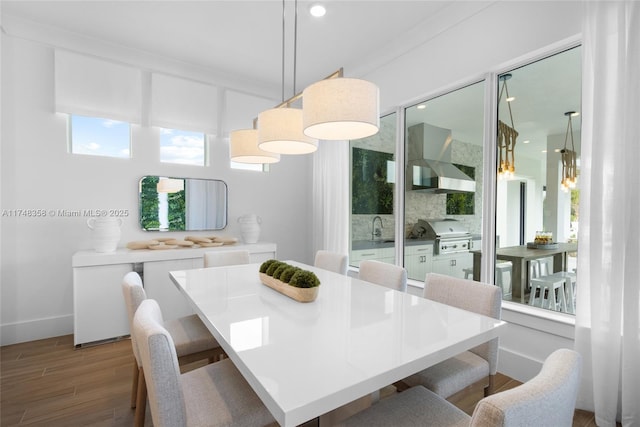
432;253;473;279
73;263;133;346
455;252;473;278
405;246;433;282
144;258;199;321
431;256;453;276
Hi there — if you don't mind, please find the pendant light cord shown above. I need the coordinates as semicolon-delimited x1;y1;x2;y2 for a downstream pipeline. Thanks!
281;0;285;103
293;0;298;96
498;77;516;130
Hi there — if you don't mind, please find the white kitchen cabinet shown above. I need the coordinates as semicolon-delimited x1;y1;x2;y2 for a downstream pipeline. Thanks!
404;245;433;282
431;252;473;279
351;247;395;267
72;242;276;346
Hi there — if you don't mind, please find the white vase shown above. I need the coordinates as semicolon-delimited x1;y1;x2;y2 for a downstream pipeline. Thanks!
87;217;122;253
238;214;261;244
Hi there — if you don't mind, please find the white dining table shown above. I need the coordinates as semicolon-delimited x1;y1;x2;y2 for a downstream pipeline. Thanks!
169;261;505;427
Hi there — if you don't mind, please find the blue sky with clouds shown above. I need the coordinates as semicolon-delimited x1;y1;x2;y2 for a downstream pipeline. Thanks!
71;115;206;165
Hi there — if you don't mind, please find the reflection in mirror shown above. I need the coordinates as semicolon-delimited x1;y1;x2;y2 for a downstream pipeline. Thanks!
139;176;228;231
495;45;581;314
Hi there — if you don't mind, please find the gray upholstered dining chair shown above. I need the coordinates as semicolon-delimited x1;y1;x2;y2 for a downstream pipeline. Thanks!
133;298;276;427
358;260;407;292
343;348;581;427
122;272;225;427
204;249;251;268
314;249;348;275
401;273;501;399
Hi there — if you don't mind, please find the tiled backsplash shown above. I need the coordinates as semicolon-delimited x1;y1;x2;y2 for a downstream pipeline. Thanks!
351;139;483;242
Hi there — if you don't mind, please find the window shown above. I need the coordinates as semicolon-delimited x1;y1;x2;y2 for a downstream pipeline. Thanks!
69;114;131;158
403;82;485;282
494;46;581;314
159;128;206;166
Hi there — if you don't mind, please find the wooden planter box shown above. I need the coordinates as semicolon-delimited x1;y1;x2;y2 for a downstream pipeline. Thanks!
259;273;319;303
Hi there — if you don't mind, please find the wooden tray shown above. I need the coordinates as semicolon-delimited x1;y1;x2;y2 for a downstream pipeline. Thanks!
526;242;559;249
259;273;319;303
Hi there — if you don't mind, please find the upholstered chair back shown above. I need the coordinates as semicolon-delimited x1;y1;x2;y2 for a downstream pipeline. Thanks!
470;348;581;426
423;273;502;374
121;271;147;365
133;299;187;427
314;250;348;275
204;250;251;268
359;260;408;292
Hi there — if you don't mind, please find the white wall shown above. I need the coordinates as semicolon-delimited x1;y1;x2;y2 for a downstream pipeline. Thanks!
0;32;313;345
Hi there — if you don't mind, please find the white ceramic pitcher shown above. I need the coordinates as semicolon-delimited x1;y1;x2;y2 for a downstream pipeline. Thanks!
87;217;122;253
238;214;261;244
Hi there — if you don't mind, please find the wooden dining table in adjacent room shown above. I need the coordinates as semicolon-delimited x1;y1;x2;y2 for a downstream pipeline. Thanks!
472;242;578;303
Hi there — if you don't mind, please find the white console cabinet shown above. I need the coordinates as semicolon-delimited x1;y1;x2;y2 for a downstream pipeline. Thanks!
72;242;276;346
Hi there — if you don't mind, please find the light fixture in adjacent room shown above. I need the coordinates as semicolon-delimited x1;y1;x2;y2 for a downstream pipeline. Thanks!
560;111;578;191
230;129;280;164
497;73;518;179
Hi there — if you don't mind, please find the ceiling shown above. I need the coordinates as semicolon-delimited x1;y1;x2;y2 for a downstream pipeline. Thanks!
0;0;455;93
2;1;581;162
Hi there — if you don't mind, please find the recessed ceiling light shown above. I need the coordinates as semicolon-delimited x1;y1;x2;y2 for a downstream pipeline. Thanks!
554;148;561;152
310;4;326;17
416;104;426;110
506;96;515;102
523;140;530;144
542;150;547;153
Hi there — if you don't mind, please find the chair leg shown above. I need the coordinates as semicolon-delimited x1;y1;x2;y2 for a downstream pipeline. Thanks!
484;374;496;397
131;364;139;409
134;368;147;427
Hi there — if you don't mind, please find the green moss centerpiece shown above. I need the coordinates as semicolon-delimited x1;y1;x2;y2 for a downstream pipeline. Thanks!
258;260;320;302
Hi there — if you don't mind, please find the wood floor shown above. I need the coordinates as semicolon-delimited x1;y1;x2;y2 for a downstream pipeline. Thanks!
1;334;599;426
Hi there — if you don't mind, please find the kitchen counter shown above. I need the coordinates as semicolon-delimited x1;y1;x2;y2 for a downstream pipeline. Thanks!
352;239;435;251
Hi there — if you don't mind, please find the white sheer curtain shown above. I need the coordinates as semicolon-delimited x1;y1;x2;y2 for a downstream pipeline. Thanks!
574;2;640;426
312;140;349;257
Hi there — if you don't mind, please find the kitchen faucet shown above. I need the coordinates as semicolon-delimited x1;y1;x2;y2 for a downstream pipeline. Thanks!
371;216;383;241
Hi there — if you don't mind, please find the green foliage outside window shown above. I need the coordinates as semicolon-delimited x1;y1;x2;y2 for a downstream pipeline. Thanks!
352;147;394;214
446;164;475;215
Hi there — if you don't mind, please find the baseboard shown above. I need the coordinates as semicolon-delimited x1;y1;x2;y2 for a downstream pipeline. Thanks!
498;347;544;383
1;314;73;346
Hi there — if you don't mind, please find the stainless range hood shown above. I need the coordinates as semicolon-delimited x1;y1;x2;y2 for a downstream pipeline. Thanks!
409;159;477;193
407;123;476;194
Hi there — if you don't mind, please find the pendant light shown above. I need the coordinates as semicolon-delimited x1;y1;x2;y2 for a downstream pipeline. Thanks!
230;129;280;164
257;0;318;154
303;75;380;140
497;73;518;179
560;111;578;191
